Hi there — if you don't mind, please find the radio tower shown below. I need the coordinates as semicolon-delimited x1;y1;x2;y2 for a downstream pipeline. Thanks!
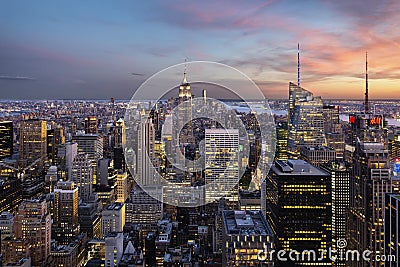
364;51;369;113
297;43;301;87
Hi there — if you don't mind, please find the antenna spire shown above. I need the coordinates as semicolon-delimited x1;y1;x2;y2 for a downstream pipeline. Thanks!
183;59;188;84
365;50;369;113
297;43;301;87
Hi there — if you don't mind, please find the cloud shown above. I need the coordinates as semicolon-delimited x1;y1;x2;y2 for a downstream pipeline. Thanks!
131;72;144;76
0;75;36;81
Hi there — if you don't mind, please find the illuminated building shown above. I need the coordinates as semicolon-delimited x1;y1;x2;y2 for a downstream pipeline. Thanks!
85;116;98;134
348;142;391;262
205;129;239;205
105;232;124;267
44;165;58;193
348;113;387;146
287;83;325;158
264;160;332;265
320;161;350;254
115;171;128;203
71;153;93;201
323;105;345;159
300;145;336;167
388;132;400;160
0;121;13;160
384;194;400;266
238;190;262;211
13;198;51;266
78;195;102;239
222;210;274;266
19;119;47;167
0;177;22;214
113;118;126;171
137;111;156;186
72;134;103;184
0;212;14;239
102;203;125;236
47;127;65;164
275;122;288;161
51;233;86;267
126;185;162;240
53;181;80;244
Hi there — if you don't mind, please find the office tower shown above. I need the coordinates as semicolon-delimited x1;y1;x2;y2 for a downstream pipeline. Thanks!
126;185;162;239
287;83;325;158
300;145;336;166
222;210;274;266
348;142;391;262
19;119;47;167
53;181;80;244
98;158;110;186
323;105;345;158
85;116;98;134
44;165;58;193
78;195;102;239
115;171;128;203
13;198;51;266
113;118;126;170
320;161;350;252
56;142;78;180
71;153;93;201
0;212;14;239
177;69;194;148
0;177;22;214
205;129;239;205
47;127;65;164
275;122;288;161
384;194;399;266
102;203;126;236
388;131;400;159
105;232;124;267
137;111;155;186
72;134;103;184
0;121;13;160
264;160;332;265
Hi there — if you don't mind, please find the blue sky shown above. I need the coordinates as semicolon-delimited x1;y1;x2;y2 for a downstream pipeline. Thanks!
1;0;400;99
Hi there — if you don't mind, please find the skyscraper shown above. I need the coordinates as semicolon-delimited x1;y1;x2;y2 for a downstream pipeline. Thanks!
320;161;350;252
19;119;47;167
384;194;399;266
72;134;103;184
115;171;128;203
348;142;391;262
13;197;51;266
85;116;98;134
287;83;325;158
264;160;332;265
71;153;93;201
137;111;156;186
53;181;80;244
0;121;13;160
102;202;126;237
205;129;239;205
46;126;65;164
113;118;126;170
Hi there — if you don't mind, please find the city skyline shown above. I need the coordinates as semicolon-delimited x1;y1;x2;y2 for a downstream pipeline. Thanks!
1;1;400;100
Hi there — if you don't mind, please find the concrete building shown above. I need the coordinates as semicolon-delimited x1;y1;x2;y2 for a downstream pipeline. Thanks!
104;232;123;267
13;198;51;266
300;145;336;166
222;210;274;266
102;203;125;236
384;194;400;267
71;153;93;201
53;181;80;244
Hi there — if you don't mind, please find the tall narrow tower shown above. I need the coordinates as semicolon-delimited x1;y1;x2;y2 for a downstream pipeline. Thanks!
297;43;301;87
364;51;369;114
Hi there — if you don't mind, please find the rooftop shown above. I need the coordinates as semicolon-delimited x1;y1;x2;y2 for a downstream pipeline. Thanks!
223;210;273;236
272;159;329;176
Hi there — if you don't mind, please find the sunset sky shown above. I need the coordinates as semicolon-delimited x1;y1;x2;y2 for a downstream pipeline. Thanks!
0;0;399;99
